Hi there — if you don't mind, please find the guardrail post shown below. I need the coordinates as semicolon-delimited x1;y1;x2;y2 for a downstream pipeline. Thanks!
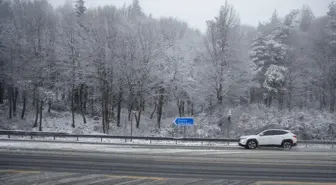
101;138;102;142
8;134;10;138
53;136;55;140
77;137;79;141
31;136;33;140
125;138;126;143
176;140;177;145
201;141;203;145
150;140;152;144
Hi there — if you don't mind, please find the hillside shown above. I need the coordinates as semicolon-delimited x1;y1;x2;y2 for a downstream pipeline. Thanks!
1;103;335;140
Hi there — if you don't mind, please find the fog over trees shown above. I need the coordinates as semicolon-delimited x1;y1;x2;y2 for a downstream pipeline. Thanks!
0;0;335;139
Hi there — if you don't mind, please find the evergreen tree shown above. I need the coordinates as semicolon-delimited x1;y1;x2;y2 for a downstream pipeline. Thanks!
325;1;336;112
250;33;268;85
326;2;336;48
75;0;86;17
129;0;143;20
299;5;315;32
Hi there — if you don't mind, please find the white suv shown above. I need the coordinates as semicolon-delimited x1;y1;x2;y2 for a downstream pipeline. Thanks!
238;129;297;149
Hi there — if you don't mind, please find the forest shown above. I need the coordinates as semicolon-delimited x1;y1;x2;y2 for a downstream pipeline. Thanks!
0;0;335;140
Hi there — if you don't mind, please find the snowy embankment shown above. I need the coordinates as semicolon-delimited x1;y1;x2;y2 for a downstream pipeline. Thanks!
0;134;238;147
0;140;210;154
0;104;177;137
0;103;335;140
0;135;334;150
0;140;334;154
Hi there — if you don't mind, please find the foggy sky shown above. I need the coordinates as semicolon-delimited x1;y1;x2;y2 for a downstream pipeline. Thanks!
49;0;333;32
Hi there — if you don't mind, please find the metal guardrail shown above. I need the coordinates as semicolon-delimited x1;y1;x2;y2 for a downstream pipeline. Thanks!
0;130;238;143
297;140;336;144
0;130;335;146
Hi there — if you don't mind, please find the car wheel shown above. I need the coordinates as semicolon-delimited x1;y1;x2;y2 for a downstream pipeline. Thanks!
283;141;292;150
247;140;257;149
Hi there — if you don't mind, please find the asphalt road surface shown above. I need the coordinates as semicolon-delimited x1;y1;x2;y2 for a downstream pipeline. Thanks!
0;140;335;185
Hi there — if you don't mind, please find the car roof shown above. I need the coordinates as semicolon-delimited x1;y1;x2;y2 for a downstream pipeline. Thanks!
264;129;291;132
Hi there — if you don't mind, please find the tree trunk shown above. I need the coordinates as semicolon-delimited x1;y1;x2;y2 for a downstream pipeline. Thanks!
320;82;327;110
0;81;4;104
135;110;141;128
110;94;116;121
74;88;80;111
278;91;284;111
71;87;75;128
216;84;223;104
13;87;18;116
39;100;43;131
104;91;109;131
303;86;308;108
156;87;164;129
48;101;51;113
117;90;122;127
101;93;105;134
128;103;133;121
181;101;185;116
177;100;184;117
264;95;268;106
21;91;26;119
83;85;87;113
209;97;213;116
150;103;156;119
177;100;181;117
8;86;12;119
187;100;193;116
91;88;94;116
33;92;39;127
32;90;36;107
249;88;255;103
267;93;272;108
287;84;292;112
330;86;335;113
80;84;87;124
135;95;143;128
61;92;65;100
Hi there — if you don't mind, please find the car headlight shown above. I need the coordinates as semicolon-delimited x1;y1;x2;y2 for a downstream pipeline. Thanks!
240;139;246;143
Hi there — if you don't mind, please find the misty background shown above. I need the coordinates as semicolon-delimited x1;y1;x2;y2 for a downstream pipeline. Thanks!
0;0;335;140
48;0;332;31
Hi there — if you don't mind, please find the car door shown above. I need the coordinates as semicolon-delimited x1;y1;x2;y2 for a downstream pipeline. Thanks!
267;130;282;145
258;130;274;145
272;130;288;145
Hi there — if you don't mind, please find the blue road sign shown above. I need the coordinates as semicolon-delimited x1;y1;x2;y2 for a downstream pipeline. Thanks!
174;117;194;126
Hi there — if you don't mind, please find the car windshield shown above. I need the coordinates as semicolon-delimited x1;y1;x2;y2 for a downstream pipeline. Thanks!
258;131;265;136
0;0;335;184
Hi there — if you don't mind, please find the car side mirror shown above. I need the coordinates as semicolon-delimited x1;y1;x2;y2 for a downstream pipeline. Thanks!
259;133;264;136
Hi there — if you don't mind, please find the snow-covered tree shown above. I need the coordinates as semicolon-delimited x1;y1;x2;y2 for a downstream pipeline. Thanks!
75;0;86;17
250;9;299;109
299;5;315;32
325;2;336;112
263;65;287;93
204;1;240;106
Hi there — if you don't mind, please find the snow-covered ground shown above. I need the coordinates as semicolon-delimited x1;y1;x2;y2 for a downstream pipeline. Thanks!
0;104;179;137
0;135;238;147
0;135;334;149
0;140;244;154
0;140;335;156
1;103;335;140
